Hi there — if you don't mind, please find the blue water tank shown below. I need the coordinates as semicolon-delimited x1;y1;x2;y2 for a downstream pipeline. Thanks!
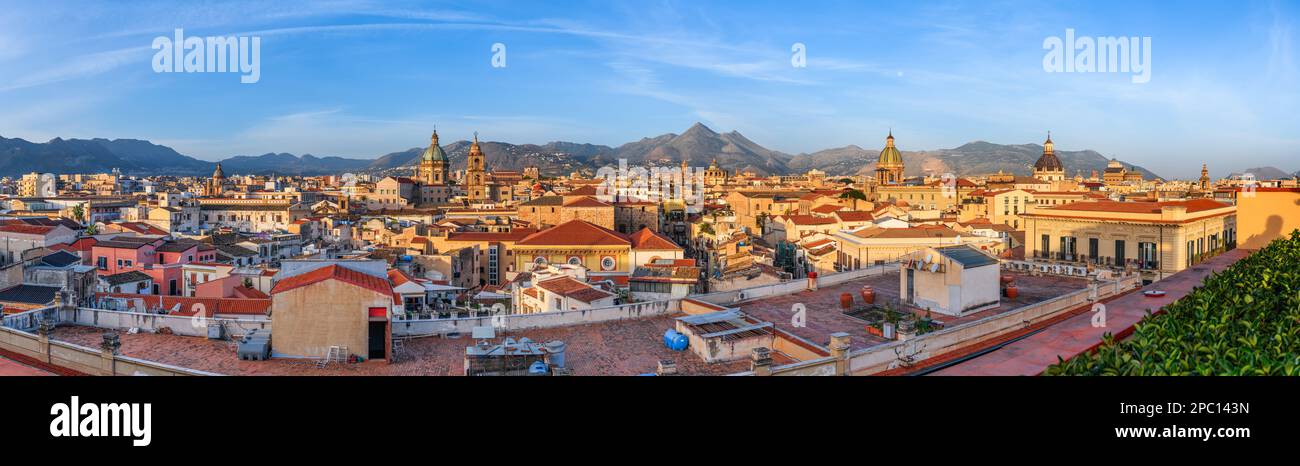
398;255;413;262
544;340;567;369
663;329;689;351
528;361;548;374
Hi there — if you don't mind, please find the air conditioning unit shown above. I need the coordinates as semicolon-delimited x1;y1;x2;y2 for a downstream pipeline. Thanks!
207;322;224;340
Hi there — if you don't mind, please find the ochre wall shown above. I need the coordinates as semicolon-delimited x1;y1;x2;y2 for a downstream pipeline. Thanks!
272;279;390;359
1237;190;1300;250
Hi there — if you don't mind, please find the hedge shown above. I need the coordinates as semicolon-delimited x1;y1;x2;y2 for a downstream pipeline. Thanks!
1046;230;1300;376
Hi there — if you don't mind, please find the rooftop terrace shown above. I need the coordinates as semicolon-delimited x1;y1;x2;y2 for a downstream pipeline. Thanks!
736;269;1089;351
49;313;751;376
930;249;1249;376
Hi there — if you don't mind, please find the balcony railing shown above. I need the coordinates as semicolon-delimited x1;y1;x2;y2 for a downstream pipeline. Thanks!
1029;253;1159;271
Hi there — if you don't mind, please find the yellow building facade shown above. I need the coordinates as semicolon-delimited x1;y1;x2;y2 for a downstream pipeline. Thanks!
1234;188;1300;249
510;220;632;280
1022;199;1236;282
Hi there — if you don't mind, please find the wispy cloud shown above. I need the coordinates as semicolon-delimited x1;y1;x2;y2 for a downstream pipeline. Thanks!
1266;2;1297;82
0;46;149;92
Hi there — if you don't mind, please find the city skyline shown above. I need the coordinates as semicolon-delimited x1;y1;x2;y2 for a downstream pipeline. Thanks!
0;0;1295;179
4;2;1297;449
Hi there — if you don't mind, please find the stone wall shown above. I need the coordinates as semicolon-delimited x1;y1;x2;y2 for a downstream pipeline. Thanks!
0;323;216;376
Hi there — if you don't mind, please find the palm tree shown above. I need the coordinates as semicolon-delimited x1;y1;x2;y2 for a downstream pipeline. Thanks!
839;188;867;210
71;204;86;224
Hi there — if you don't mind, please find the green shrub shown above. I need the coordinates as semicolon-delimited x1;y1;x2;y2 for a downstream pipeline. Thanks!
1046;230;1300;376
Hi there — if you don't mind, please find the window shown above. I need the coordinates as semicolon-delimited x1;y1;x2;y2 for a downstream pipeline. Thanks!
97;256;108;270
1059;236;1077;261
1138;242;1157;269
630;281;672;294
1114;240;1127;265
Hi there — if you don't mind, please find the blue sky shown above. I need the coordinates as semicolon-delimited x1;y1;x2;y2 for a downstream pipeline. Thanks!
0;0;1295;179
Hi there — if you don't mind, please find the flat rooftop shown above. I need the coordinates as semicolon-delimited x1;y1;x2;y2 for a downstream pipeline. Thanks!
737;269;1089;351
49;313;751;376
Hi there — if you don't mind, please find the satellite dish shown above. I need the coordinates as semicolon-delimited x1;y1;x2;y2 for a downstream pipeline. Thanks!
930;263;940;273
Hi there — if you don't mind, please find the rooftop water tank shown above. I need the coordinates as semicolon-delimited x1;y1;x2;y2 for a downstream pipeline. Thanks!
663;329;689;351
545;340;567;369
528;361;548;375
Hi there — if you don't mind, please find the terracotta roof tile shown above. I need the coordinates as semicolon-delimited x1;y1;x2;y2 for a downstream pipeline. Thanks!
562;196;612;208
1044;199;1231;214
0;224;56;235
98;293;271;316
231;286;269;299
535;277;614;303
271;265;393;296
833;211;874;222
627;227;681;250
517;220;630;247
785;215;838;226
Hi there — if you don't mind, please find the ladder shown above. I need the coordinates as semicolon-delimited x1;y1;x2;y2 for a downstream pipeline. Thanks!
391;337;407;362
317;345;348;368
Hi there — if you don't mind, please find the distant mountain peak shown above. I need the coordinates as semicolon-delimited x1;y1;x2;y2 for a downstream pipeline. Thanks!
681;122;718;138
1228;166;1292;180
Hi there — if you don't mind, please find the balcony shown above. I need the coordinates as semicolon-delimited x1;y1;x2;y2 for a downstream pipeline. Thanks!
1033;251;1084;263
1030;253;1158;271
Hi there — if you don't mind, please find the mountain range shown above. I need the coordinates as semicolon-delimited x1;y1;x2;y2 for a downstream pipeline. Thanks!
1227;167;1295;180
0;124;1193;180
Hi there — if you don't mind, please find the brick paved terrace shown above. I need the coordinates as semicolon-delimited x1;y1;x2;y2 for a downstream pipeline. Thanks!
49;313;751;376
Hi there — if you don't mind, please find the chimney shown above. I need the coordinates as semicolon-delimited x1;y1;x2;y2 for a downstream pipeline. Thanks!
100;332;121;355
656;359;678;376
829;332;851;375
750;347;773;376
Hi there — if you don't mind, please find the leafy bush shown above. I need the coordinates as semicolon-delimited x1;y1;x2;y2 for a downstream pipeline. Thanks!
1046;230;1300;376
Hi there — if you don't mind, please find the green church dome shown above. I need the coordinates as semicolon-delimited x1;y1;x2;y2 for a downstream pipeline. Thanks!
877;132;903;167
